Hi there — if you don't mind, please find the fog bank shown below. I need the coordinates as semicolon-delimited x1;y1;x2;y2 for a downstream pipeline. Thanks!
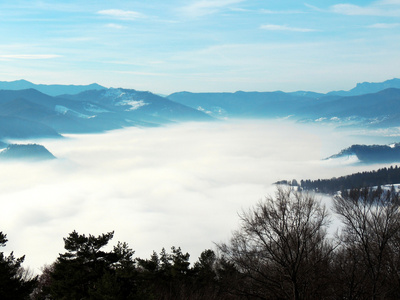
0;120;394;272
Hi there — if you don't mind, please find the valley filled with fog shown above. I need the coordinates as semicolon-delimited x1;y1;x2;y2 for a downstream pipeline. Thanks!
0;119;397;272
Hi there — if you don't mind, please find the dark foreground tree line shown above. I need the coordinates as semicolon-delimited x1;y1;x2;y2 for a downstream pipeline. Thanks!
277;165;400;194
3;186;400;299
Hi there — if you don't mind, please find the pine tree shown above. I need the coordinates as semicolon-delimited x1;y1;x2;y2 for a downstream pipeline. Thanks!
0;231;37;300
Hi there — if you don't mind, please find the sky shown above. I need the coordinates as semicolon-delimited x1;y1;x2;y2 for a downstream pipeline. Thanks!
0;120;395;273
0;0;400;94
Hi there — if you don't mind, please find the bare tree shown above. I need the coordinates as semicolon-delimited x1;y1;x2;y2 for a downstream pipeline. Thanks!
218;187;334;300
333;188;400;299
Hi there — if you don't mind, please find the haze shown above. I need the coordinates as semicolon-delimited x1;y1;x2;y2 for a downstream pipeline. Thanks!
0;120;394;272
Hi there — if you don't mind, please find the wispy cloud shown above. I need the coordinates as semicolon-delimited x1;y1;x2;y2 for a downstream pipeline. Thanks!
331;4;386;16
367;23;400;28
306;1;400;16
329;2;400;16
260;9;305;14
379;0;400;5
0;54;61;60
304;3;324;12
180;0;244;17
229;7;250;12
105;23;126;30
229;7;305;14
114;70;167;77
97;9;145;20
260;24;318;32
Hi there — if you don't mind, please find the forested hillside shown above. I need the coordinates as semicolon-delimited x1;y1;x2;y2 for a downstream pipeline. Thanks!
277;165;400;194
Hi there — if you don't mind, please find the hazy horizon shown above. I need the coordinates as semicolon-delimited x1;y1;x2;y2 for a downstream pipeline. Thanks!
2;77;400;95
1;1;400;94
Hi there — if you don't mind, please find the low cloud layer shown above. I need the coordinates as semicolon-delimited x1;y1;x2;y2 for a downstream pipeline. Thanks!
0;120;392;272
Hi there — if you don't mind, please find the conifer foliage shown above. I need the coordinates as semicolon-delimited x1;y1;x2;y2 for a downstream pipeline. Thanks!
0;232;37;300
35;230;138;299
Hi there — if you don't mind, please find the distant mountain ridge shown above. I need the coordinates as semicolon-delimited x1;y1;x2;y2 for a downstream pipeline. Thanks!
0;77;399;141
2;77;399;98
328;78;400;96
167;90;319;119
297;88;400;127
61;88;213;124
0;87;212;140
167;86;400;128
0;79;105;96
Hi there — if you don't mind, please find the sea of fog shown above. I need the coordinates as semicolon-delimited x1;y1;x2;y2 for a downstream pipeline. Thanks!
0;119;398;273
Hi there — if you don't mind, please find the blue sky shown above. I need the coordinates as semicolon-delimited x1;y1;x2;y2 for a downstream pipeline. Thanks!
0;0;399;93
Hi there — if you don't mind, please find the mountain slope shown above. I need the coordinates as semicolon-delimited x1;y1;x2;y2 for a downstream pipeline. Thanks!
0;89;111;134
63;88;214;124
299;88;400;126
0;144;56;161
0;78;399;140
167;91;318;118
0;116;61;139
168;87;400;128
0;87;213;139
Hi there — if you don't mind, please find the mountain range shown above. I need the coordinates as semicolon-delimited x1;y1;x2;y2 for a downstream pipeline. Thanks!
328;78;400;97
0;87;212;140
0;78;400;161
167;82;400;128
0;80;105;96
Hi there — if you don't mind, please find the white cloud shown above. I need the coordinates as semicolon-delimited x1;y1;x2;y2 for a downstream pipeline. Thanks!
180;0;244;17
367;23;400;28
331;4;385;15
304;3;325;12
260;24;318;32
260;9;305;14
307;1;400;16
97;9;144;20
229;7;250;12
0;54;61;60
0;121;385;273
114;70;168;76
330;2;400;16
105;23;126;30
378;0;400;5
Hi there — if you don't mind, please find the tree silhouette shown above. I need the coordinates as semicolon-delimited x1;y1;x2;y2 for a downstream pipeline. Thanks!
36;230;138;300
218;187;334;299
0;231;37;300
333;188;400;299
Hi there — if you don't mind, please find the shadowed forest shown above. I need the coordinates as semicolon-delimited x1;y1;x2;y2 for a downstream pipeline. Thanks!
2;187;400;300
279;165;400;194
